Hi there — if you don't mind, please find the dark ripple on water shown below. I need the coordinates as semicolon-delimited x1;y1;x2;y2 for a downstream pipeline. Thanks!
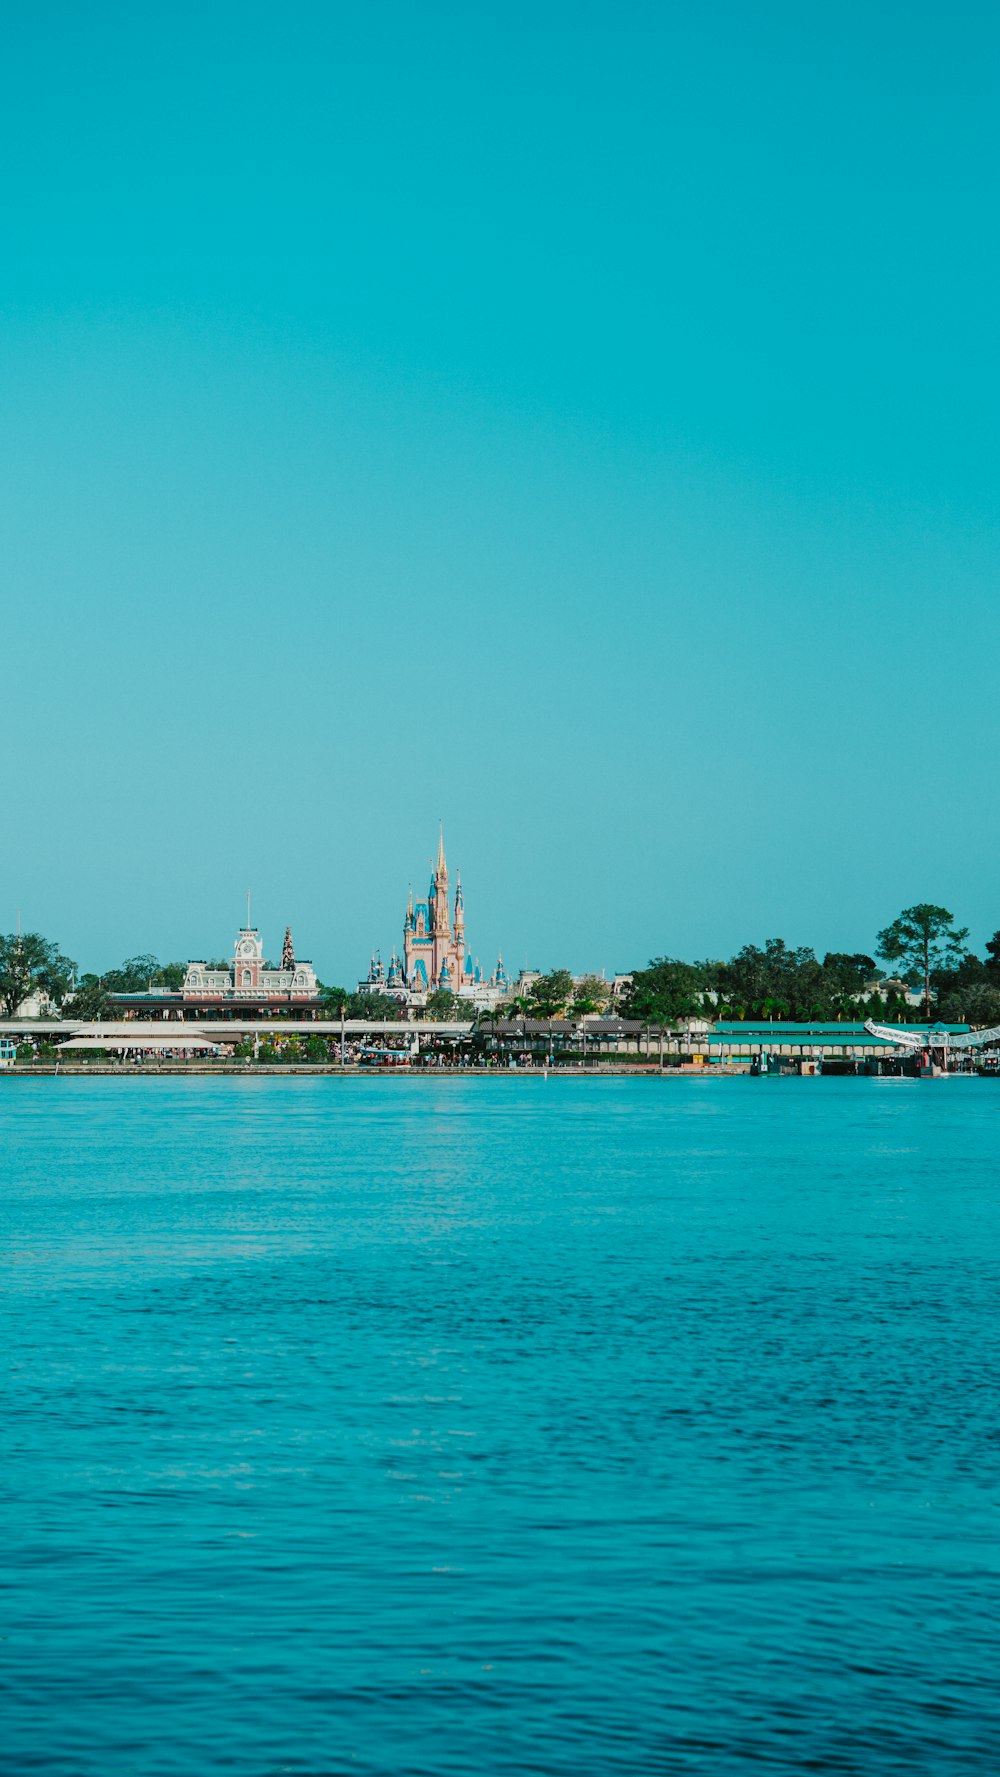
3;1076;1000;1773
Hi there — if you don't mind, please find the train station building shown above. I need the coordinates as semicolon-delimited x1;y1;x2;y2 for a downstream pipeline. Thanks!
109;923;322;1021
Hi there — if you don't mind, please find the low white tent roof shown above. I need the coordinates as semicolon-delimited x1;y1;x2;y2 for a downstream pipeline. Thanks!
57;1033;225;1051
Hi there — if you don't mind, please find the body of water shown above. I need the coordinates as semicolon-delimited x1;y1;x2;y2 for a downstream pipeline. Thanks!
3;1076;1000;1773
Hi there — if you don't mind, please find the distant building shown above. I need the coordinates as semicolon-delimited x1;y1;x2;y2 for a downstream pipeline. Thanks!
13;987;56;1018
110;923;320;1020
185;925;318;1004
498;969;617;1009
863;976;925;1008
360;827;508;1010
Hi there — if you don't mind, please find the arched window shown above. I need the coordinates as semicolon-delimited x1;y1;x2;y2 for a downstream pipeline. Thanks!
241;969;252;987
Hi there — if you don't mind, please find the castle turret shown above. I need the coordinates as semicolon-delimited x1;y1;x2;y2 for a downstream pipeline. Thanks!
454;872;464;940
282;926;295;971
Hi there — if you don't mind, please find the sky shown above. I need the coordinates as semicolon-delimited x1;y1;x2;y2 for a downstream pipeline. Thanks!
2;0;997;984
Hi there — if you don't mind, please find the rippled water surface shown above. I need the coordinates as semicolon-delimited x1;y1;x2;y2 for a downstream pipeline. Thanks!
4;1076;1000;1774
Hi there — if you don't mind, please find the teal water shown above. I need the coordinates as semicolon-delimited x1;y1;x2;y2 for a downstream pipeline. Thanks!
3;1077;1000;1774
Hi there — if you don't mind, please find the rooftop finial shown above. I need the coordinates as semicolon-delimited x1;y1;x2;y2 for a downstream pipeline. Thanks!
437;821;447;875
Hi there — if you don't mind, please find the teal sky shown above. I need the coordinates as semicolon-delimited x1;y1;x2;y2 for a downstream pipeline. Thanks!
2;1;997;983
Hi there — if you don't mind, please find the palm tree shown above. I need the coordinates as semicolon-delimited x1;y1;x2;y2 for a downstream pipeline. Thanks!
497;995;532;1022
760;998;790;1021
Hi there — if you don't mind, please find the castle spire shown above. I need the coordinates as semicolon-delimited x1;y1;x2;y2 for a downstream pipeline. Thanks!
282;926;295;971
430;822;451;940
454;870;465;938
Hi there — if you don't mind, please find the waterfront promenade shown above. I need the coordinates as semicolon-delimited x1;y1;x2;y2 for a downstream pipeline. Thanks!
2;1016;994;1077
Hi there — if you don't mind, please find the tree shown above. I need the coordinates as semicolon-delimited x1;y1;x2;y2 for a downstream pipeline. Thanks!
424;989;471;1021
570;974;612;1016
930;950;989;1009
817;954;875;1018
100;955;160;995
528;969;574;1017
319;982;350;1014
937;984;1000;1029
154;962;186;990
876;904;969;1018
821;953;875;991
70;973;112;1019
86;952;164;1009
68;953;178;1020
620;958;706;1025
345;990;403;1021
0;933;77;1017
719;940;824;1021
495;994;532;1021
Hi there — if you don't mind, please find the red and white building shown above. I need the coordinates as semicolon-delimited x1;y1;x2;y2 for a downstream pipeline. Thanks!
110;924;321;1020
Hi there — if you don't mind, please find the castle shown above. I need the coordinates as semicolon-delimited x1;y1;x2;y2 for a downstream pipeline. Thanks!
361;828;508;1007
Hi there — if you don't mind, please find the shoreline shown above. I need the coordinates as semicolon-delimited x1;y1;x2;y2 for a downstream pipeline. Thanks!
2;1062;741;1079
3;1064;993;1080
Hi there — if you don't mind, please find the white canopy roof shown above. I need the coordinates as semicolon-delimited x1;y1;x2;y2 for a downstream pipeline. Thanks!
57;1033;225;1051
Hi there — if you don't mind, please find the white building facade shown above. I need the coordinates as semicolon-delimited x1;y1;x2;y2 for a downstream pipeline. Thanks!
184;926;319;1004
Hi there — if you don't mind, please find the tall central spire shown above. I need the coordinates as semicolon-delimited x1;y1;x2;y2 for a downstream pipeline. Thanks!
431;822;451;939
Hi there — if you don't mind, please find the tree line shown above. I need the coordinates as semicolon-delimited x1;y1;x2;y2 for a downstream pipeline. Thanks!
2;903;999;1026
496;905;1000;1026
619;905;1000;1027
